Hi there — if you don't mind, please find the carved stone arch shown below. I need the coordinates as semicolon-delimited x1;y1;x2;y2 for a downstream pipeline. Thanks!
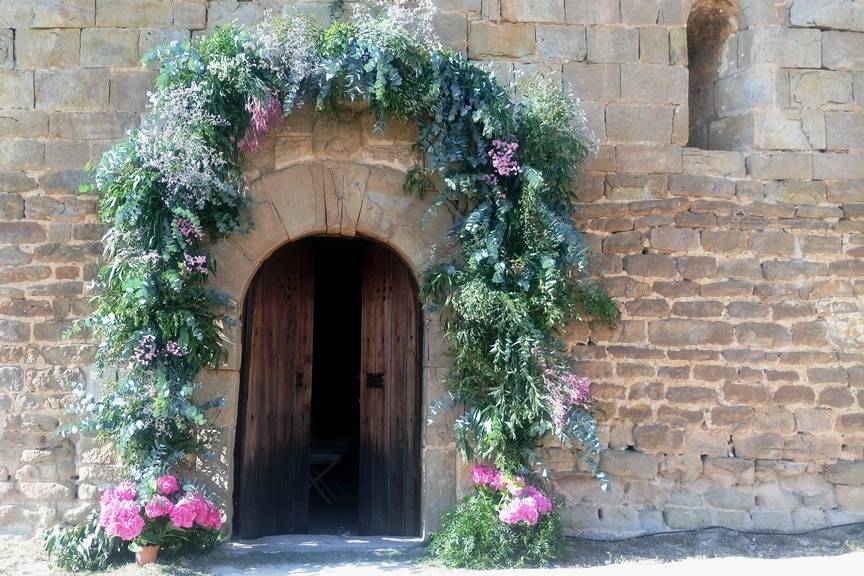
192;109;461;537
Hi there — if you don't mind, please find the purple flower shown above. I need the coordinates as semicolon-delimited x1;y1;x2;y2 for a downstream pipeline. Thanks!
176;218;201;241
238;95;282;153
487;139;522;178
132;334;158;365
545;368;591;430
182;253;209;275
498;496;540;526
166;341;183;357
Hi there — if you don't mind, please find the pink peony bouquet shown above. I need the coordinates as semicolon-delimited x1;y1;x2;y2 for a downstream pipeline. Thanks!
99;475;223;549
471;464;553;527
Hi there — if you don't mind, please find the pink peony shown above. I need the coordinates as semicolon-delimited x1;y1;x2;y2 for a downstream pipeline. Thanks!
156;475;180;496
144;494;174;519
169;498;198;529
101;499;145;541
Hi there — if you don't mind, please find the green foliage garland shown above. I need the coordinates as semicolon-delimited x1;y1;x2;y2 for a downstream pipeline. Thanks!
73;1;617;501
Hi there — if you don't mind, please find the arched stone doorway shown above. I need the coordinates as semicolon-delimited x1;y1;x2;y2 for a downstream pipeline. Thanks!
233;235;421;538
192;109;462;538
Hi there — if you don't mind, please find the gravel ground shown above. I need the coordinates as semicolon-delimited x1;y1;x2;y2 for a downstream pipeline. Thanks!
3;523;862;575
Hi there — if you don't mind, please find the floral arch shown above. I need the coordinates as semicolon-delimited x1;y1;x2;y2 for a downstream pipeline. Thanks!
67;0;617;566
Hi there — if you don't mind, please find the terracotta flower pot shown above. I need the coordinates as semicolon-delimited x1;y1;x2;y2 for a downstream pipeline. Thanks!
135;545;160;566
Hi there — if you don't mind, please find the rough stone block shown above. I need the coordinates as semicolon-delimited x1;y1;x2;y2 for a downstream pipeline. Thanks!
36;70;109;111
617;145;682;173
826;111;864;151
639;26;669;64
96;0;173;27
468;21;535;58
791;0;864;31
587;25;639;63
814;152;864;179
747;152;813;180
664;506;712;529
32;0;94;28
824;31;864;71
633;424;684;454
715;68;782;118
0;70;34;109
501;0;564;22
599;449;658;480
649;228;699;252
15;29;79;68
738;27;822;69
606;103;673;143
649;319;733;346
81;28;139;67
668;174;735;198
624;254;677;277
49;112;138;139
173;1;207;29
563;62;620;101
790;70;853;108
109;71;156;112
566;0;620;24
620;64;687;104
537;25;586;60
825;461;864;485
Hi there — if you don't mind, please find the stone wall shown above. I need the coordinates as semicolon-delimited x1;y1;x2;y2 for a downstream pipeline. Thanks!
0;0;863;538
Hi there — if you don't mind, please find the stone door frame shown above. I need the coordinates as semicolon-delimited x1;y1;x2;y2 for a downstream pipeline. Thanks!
194;112;460;537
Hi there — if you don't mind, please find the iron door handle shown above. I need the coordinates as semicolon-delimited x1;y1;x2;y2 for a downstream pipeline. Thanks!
366;372;384;389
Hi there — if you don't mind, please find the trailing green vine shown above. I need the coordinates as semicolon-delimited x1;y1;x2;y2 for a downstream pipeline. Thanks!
73;0;616;514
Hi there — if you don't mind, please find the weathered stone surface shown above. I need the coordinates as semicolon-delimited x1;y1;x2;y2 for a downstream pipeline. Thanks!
468;22;535;57
15;29;79;68
587;26;638;63
825;461;864;485
649;319;733;346
501;0;564;23
35;70;108;112
599;450;658;480
0;71;34;109
823;31;864;70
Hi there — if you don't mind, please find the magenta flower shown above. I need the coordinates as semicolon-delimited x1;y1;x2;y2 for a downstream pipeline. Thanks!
176;217;202;241
487;140;521;178
238;95;282;153
100;499;145;541
545;368;591;430
144;494;174;519
471;465;500;488
169;498;197;529
132;334;158;365
520;485;553;514
498;496;540;526
156;475;180;496
182;253;209;275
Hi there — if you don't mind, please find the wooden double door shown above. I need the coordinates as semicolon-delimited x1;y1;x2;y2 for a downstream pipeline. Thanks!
234;240;421;539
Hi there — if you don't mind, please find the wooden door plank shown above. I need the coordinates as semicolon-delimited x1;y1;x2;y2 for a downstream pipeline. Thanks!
235;243;314;538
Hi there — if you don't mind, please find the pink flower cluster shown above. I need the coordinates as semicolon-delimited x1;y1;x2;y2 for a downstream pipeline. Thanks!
182;253;209;275
488;140;522;178
471;465;553;527
100;482;145;541
98;475;223;543
156;474;179;495
238;95;282;153
165;341;183;357
176;217;202;241
133;334;158;364
545;368;591;429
